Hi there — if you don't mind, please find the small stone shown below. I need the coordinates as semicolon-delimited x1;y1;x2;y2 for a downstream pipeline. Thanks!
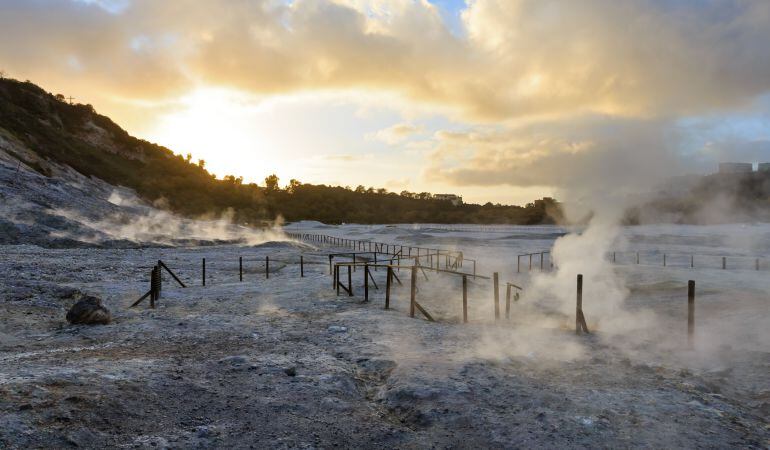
219;356;248;366
327;325;347;333
284;367;297;377
66;296;111;325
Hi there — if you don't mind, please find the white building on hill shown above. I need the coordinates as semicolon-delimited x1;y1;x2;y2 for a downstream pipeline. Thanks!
434;194;463;206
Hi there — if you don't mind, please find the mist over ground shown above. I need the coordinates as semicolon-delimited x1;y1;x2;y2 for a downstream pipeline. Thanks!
1;0;769;447
2;217;768;447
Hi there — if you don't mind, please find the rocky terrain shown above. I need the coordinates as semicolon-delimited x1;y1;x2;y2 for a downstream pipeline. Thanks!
0;139;283;248
1;224;769;448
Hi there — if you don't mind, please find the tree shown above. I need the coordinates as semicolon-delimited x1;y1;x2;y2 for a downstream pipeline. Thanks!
355;185;366;194
265;174;280;191
287;179;301;193
223;175;243;184
55;93;66;102
185;153;192;163
197;159;206;169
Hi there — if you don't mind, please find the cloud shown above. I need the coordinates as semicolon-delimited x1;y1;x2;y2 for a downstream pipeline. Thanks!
366;122;424;145
2;0;770;206
385;177;411;190
3;0;770;121
321;153;365;162
425;116;686;207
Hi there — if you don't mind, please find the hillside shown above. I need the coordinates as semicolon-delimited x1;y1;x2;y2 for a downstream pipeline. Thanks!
625;171;770;224
0;77;561;226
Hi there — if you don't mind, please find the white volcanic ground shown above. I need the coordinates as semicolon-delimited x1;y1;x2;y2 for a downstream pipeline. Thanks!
1;157;769;447
0;142;284;248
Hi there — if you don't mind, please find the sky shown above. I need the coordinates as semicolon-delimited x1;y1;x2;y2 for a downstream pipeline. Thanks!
1;0;770;205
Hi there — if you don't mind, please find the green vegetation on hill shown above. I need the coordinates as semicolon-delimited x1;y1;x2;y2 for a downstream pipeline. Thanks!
0;77;562;225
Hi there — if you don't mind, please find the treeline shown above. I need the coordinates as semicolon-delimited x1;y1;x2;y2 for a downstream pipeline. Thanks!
0;77;562;225
255;176;562;224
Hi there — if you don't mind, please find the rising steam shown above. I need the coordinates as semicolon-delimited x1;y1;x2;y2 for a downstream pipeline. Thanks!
49;190;289;247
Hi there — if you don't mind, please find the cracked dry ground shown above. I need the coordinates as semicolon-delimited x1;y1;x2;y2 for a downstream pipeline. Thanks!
1;246;769;448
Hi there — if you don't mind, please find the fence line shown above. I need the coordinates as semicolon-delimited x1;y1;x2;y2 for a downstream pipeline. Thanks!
608;251;767;271
287;232;477;275
127;245;710;347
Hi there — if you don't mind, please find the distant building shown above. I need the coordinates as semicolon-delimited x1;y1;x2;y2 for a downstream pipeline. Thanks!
434;193;463;206
759;163;770;173
718;162;754;174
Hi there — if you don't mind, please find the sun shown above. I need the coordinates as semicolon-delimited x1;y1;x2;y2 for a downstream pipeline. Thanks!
145;87;293;183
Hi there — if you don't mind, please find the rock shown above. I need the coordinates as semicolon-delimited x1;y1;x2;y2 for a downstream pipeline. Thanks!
194;425;219;439
327;325;347;333
219;355;248;366
284;367;297;377
66;296;111;325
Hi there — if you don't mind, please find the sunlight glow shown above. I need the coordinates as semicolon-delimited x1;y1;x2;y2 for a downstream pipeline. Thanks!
146;88;298;183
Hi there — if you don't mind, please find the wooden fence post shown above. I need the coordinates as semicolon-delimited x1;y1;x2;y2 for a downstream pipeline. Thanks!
202;258;206;286
155;263;162;297
688;280;695;348
517;255;521;273
410;266;417;318
336;265;340;295
576;274;582;334
722;257;726;270
153;265;159;304
636;252;639;264
663;254;666;267
150;266;157;309
505;284;511;319
462;275;468;323
364;264;369;302
576;274;589;334
158;260;185;288
266;256;270;279
239;256;243;282
493;272;500;320
347;265;353;296
691;255;694;268
300;256;304;277
385;266;392;309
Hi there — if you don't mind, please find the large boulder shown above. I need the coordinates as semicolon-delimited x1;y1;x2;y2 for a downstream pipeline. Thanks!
66;296;111;325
